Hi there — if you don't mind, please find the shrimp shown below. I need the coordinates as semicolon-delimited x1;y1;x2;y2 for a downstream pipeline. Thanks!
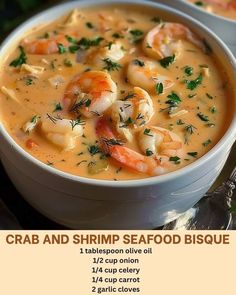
63;70;117;118
111;87;154;142
41;116;83;150
138;126;184;159
22;33;69;55
143;23;203;60
96;119;183;176
88;42;124;68
127;57;174;92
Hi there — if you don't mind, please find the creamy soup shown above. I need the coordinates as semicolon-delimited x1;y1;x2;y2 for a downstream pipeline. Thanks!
0;6;232;180
188;0;236;20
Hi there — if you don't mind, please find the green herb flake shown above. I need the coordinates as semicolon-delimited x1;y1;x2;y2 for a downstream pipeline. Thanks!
156;82;164;94
184;66;193;76
112;32;124;39
176;119;185;125
66;35;78;44
210;106;217;113
185;74;203;90
129;29;144;42
144;128;153;137
25;78;33;85
133;59;145;67
197;112;209;122
64;58;73;67
86;22;94;29
195;1;204;6
202;139;212;147
78;36;104;50
88;145;100;156
188;93;197;98
160;55;175;68
69;45;79;53
9;46;27;67
146;149;154;157
166;91;181;106
206;93;213;99
187;152;198;158
58;43;67;54
103;58;122;71
169;156;181;164
53;102;63;112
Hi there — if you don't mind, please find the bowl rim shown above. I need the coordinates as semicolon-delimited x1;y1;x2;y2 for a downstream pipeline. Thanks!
177;0;236;23
0;0;236;188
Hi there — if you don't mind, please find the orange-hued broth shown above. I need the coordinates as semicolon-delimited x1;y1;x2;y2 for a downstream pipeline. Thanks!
0;6;232;180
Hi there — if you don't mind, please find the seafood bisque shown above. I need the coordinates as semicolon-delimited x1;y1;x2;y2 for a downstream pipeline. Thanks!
0;6;233;180
188;0;236;20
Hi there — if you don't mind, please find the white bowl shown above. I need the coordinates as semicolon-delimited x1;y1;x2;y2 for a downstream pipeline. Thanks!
157;0;236;55
0;0;236;229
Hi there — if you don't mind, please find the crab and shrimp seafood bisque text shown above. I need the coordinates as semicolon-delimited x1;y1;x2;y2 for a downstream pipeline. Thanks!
0;5;233;181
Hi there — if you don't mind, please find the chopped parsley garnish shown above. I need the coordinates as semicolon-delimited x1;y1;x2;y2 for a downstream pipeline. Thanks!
86;22;94;29
210;106;217;113
184;66;193;76
53;103;63;112
202;139;212;147
88;145;100;156
197;112;209;122
69;45;79;53
185;74;203;90
166;92;181;106
58;43;67;54
146;149;153;156
195;1;204;6
64;58;73;67
133;59;145;67
68;37;104;52
125;117;134;125
129;29;144;42
144;128;153;137
187;152;198;158
159;55;175;68
156;82;164;94
9;46;27;67
25;78;33;85
112;32;124;39
85;99;91;107
30;115;40;124
103;58;122;71
169;156;181;164
66;35;78;44
206;93;213;99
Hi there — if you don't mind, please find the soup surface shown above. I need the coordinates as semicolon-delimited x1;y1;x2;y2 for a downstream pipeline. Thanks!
187;0;236;20
0;5;232;180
